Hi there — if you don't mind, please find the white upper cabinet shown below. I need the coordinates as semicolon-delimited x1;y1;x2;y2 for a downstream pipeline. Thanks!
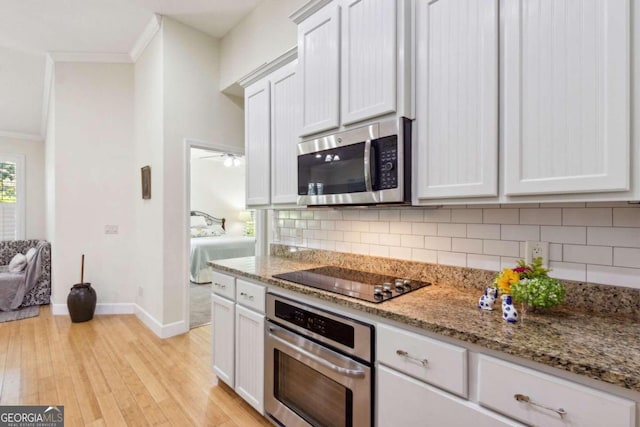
415;0;498;200
270;61;300;205
503;0;630;196
244;79;271;206
298;2;341;136
341;0;396;125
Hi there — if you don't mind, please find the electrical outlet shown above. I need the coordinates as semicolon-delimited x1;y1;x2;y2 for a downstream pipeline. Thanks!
104;225;118;234
525;241;549;268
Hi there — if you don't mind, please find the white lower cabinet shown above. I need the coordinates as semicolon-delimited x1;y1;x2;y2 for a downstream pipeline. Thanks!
477;355;636;427
235;305;265;414
211;293;235;387
377;365;524;427
211;271;266;415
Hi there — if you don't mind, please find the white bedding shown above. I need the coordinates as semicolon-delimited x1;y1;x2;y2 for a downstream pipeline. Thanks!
190;235;256;283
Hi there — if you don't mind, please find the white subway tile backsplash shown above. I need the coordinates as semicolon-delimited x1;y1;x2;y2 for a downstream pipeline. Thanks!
613;208;640;227
424;236;451;251
390;221;412;234
361;233;380;245
379;209;401;221
437;251;467;267
424;209;451;223
549;243;563;261
412;222;438;236
483;209;519;224
587;227;640;248
380;233;401;246
520;208;562;225
451;209;483;224
563;208;612;226
467;224;501;240
411;248;437;263
500;225;540;241
401;209;424;222
351;221;370;232
587;265;639;288
549;261;587;282
467;254;501;271
563;245;612;265
275;206;640;288
452;238;483;254
483;240;519;257
613;247;640;269
437;223;467;237
401;234;424;248
541;226;586;244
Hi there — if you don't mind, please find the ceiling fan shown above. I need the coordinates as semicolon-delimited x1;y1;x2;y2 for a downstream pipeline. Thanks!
196;152;243;167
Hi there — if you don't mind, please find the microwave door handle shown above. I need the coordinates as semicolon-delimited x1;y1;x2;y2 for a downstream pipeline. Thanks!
364;139;373;192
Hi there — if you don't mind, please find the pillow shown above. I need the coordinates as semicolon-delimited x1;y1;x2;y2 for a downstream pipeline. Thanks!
190;216;208;228
210;225;225;236
25;247;36;264
8;253;27;273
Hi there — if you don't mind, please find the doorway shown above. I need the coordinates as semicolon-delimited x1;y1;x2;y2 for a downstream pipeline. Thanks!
186;142;254;329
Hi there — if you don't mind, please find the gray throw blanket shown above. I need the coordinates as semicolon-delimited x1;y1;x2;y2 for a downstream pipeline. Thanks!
0;242;46;311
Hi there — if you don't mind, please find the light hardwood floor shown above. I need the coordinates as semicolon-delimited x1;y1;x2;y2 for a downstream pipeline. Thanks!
0;305;272;426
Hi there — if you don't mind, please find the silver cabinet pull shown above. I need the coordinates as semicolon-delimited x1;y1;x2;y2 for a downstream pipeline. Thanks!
240;292;254;300
514;394;567;419
396;349;428;367
214;282;226;289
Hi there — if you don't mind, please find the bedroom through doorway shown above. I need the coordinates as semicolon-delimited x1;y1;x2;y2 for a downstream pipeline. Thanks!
188;146;256;329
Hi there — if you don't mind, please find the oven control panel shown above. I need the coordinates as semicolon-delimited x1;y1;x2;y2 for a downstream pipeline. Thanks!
274;300;355;348
373;136;398;191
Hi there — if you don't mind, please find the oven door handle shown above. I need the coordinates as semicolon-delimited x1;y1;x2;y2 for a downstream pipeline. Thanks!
364;139;373;193
267;325;366;378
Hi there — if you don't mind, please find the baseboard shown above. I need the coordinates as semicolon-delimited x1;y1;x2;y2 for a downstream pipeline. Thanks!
52;303;135;316
133;304;188;339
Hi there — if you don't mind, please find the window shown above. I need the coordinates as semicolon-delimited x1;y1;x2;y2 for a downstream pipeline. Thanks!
0;154;25;240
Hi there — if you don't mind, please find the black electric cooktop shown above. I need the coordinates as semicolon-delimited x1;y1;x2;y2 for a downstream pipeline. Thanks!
273;266;431;303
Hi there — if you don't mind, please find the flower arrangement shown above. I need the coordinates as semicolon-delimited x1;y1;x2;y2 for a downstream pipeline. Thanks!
493;258;566;310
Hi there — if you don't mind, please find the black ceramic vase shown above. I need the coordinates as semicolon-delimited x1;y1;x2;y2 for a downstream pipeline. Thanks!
67;283;97;322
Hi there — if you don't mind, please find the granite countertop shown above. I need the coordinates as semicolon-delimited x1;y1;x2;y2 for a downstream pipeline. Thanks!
210;255;640;393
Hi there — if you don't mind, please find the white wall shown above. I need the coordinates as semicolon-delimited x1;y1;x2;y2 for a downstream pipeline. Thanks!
219;0;305;92
275;204;640;289
133;31;165;322
162;17;244;324
50;62;136;306
190;154;246;237
0;135;45;239
45;83;55;243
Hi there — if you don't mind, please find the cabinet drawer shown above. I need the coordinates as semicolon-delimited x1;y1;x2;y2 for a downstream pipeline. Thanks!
377;323;467;397
211;271;235;300
477;355;635;427
236;279;266;313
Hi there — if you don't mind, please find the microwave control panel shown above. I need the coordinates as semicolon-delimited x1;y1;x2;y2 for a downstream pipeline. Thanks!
374;136;398;190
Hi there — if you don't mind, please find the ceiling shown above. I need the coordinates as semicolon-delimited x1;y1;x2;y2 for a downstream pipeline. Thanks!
0;0;260;139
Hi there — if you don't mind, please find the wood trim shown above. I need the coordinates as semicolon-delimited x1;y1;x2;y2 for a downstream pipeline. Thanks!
237;46;297;88
129;14;162;62
289;0;333;24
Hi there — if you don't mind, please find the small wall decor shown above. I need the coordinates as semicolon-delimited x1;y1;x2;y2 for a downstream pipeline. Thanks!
141;166;151;199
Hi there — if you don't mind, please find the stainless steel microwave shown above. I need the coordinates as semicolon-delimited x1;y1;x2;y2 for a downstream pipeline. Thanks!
297;117;412;206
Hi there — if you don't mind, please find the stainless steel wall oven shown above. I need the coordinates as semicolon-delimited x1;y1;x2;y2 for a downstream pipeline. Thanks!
265;294;374;427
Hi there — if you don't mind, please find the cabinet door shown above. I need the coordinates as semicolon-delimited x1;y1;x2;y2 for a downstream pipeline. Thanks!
340;0;396;125
298;1;340;136
211;294;235;387
503;0;630;195
415;0;498;199
235;305;265;414
270;60;300;205
245;78;271;206
377;365;524;427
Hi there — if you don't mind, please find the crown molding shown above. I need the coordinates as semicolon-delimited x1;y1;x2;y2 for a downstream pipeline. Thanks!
237;46;297;88
129;14;162;62
0;130;43;142
48;52;132;63
289;0;332;24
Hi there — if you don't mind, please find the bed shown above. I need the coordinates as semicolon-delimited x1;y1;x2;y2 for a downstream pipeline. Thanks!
189;211;256;283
